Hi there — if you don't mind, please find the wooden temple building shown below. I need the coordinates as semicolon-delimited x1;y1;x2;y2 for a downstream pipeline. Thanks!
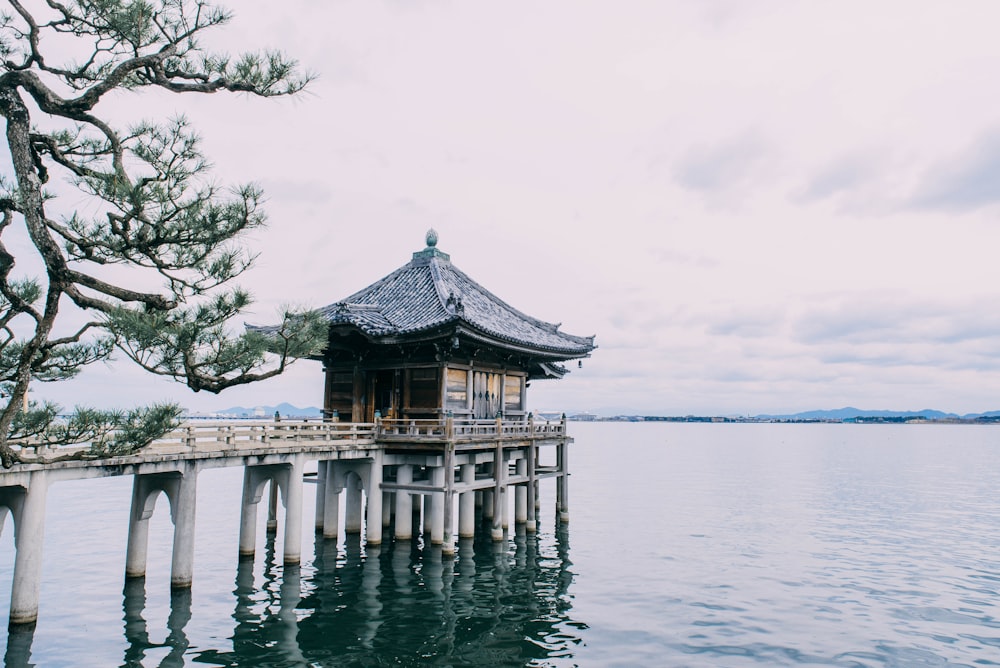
1;231;595;627
312;229;596;423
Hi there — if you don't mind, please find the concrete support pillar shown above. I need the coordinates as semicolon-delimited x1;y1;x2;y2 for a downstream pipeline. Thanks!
558;442;570;523
482;489;494;520
411;492;422;535
125;475;159;578
266;482;279;534
501;486;509;530
345;475;363;534
314;461;327;533
238;467;267;559
526;445;537;533
281;455;305;565
395;465;413;540
492;444;504;541
515;458;527;524
458;463;476;539
429;465;445;545
382;492;393;528
166;468;198;589
365;455;383;546
8;473;49;627
322;461;341;540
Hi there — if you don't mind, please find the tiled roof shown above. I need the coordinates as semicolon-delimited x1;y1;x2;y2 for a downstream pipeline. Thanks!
314;238;596;357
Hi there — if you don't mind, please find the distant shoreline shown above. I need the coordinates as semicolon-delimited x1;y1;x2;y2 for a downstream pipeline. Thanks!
569;415;1000;425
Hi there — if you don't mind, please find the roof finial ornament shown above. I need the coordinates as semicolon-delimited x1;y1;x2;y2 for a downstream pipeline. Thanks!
426;228;439;248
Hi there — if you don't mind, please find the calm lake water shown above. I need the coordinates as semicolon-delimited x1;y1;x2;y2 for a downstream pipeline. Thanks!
3;423;1000;666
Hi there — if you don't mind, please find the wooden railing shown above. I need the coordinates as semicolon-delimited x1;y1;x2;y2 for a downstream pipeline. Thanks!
376;416;566;440
9;420;378;457
9;414;567;459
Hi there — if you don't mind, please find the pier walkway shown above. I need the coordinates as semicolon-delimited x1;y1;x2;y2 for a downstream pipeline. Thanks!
0;416;571;627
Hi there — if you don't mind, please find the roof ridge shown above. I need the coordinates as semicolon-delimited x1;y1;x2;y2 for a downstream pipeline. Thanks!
427;256;458;317
443;260;568;334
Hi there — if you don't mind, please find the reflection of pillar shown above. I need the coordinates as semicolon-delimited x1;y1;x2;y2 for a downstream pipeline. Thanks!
429;466;444;545
165;587;193;663
458;463;476;538
323;461;341;540
314;460;327;533
4;623;35;667
358;545;383;647
366;455;384;546
282;455;305;565
277;565;306;664
515;458;527;524
9;472;48;626
395;465;412;540
345;475;363;534
122;577;149;665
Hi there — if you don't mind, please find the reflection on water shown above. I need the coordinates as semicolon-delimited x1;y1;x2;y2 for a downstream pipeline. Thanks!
122;581;191;667
5;519;581;668
208;525;582;666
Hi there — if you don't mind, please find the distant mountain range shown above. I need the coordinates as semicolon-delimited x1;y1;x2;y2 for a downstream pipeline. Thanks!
190;403;323;418
755;407;1000;420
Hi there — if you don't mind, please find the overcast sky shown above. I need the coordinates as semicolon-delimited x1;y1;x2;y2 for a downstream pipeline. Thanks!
20;0;1000;416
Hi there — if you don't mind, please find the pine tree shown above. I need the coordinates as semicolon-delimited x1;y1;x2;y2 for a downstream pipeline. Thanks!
0;1;326;466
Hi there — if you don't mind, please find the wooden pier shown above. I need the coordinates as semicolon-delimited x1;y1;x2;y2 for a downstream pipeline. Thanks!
0;415;571;628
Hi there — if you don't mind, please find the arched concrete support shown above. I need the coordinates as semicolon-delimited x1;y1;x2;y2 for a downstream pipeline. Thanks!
322;461;342;540
394;465;412;540
125;476;165;578
123;467;199;589
458;464;476;538
3;473;48;627
238;466;274;559
237;458;305;565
